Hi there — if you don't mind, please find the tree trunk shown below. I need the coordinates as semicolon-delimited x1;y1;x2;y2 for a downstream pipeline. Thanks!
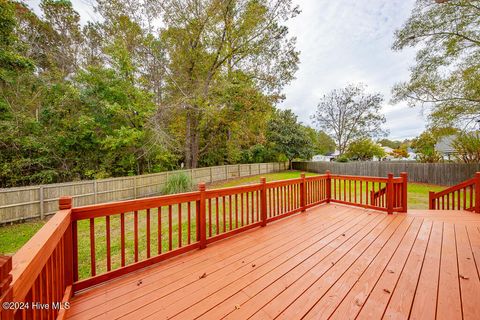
185;109;200;169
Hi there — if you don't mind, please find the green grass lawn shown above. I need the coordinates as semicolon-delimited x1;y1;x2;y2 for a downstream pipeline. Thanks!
0;170;447;278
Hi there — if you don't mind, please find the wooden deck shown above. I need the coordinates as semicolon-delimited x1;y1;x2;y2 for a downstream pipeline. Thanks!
65;204;480;320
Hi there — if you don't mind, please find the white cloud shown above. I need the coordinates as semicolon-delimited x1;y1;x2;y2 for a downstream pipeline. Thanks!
281;0;425;140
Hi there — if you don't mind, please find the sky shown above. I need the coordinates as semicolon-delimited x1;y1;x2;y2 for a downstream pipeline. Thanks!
28;0;426;140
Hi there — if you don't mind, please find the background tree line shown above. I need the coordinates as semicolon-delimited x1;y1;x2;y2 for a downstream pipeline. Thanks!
0;0;331;187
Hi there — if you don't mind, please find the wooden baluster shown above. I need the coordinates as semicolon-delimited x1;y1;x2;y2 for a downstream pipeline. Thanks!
235;194;239;228
146;209;150;259
229;195;233;230
158;207;162;254
300;173;306;212
178;203;182;248
187;202;191;244
222;196;226;231
240;193;244;226
260;178;267;226
168;205;173;251
198;183;207;249
387;173;394;214
208;198;212;237
106;215;111;271
134;211;139;262
89;218;96;276
246;193;250;225
216;198;220;234
121;213;126;266
276;187;280;215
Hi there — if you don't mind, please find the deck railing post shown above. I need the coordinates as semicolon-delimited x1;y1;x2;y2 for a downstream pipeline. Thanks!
401;172;408;212
59;197;74;288
300;173;306;212
475;172;480;213
198;183;207;249
387;173;394;214
260;178;267;226
429;191;436;210
326;170;331;203
0;256;13;320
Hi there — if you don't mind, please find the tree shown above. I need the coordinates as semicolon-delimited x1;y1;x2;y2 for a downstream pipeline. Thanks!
345;139;385;161
377;138;401;149
391;148;409;159
313;84;387;155
304;127;336;155
392;0;480;130
411;130;442;163
452;131;480;163
159;0;300;168
267;109;313;169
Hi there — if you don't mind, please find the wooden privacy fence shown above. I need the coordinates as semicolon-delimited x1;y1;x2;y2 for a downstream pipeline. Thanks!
0;162;287;224
293;161;480;186
429;172;480;212
0;172;407;319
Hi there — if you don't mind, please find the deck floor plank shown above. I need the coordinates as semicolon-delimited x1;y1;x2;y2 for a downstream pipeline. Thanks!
437;223;463;320
455;224;480;320
409;221;443;320
65;205;480;320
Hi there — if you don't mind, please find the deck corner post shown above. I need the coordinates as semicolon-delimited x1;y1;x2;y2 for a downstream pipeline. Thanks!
59;196;72;210
475;172;480;213
198;183;207;249
300;173;306;212
429;191;436;210
326;170;331;203
0;256;13;320
400;172;408;212
260;178;267;226
387;173;394;214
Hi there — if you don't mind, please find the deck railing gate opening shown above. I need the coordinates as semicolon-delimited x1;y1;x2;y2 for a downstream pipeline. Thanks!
0;171;408;319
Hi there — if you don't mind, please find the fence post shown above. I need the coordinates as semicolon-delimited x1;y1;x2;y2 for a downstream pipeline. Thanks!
93;180;98;204
429;191;436;210
260;178;267;226
39;186;44;219
400;172;408;213
387;173;394;214
0;256;13;320
475;172;480;213
326;170;331;203
133;176;138;199
198;183;207;249
300;173;306;212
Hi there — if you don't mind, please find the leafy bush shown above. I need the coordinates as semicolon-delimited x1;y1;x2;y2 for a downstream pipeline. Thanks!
162;172;193;195
335;155;349;162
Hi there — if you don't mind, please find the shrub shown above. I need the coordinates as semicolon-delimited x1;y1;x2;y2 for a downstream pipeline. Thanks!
162;172;192;195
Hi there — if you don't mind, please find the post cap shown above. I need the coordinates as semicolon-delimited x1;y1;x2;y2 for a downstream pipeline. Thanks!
260;177;266;183
59;196;72;210
198;182;206;191
301;172;306;178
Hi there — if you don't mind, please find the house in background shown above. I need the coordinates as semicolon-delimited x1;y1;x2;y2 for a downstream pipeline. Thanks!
311;150;340;162
435;135;456;160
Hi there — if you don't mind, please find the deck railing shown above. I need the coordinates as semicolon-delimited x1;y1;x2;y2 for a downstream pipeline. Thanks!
429;172;480;212
0;172;407;319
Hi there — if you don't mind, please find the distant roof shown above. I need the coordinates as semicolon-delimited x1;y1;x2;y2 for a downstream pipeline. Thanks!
435;135;456;154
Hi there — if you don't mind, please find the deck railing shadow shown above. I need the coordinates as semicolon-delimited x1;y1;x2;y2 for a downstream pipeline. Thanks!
0;171;408;320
